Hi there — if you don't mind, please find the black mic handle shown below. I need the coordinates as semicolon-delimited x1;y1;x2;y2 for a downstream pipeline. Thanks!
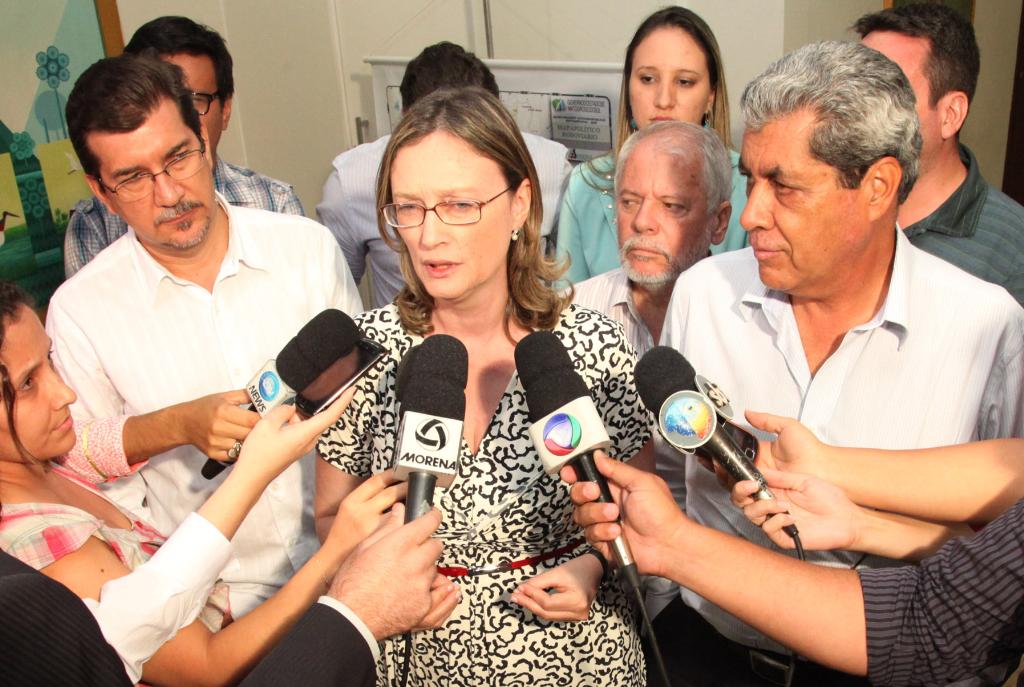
571;452;638;575
572;453;616;505
200;402;259;480
201;457;231;480
405;471;438;523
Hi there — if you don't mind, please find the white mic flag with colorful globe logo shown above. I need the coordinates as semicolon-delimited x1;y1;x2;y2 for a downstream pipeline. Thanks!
542;413;582;457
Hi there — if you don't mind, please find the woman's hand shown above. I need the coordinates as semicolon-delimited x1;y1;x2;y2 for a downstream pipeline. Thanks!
322;470;409;562
510;554;602;622
732;467;864;552
234;388;355;485
411;573;461;631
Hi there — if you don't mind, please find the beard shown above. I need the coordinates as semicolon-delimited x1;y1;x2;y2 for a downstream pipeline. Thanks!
619;233;711;287
155;200;209;250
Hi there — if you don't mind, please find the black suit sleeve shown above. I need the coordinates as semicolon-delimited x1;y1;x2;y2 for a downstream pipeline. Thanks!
240;602;377;687
0;550;132;687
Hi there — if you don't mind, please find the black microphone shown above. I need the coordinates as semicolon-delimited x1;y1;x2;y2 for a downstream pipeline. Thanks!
393;336;467;522
634;346;799;540
201;309;361;480
514;331;641;590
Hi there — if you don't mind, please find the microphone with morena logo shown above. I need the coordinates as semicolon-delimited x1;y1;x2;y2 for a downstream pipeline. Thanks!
514;331;642;592
393;335;468;523
201;309;361;480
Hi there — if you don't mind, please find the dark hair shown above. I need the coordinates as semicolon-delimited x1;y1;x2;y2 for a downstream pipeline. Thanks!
854;3;979;105
618;6;731;151
125;15;235;99
0;280;35;463
400;42;499;108
67;54;202;178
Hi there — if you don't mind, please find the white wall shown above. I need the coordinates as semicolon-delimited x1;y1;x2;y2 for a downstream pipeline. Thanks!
114;0;1019;211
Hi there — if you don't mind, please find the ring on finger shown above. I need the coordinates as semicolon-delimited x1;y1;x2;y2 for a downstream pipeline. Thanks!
227;440;242;461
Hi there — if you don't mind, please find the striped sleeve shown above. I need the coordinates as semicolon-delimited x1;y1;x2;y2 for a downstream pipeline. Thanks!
859;499;1024;686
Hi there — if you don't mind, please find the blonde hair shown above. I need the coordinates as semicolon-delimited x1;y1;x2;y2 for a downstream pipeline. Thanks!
376;87;571;336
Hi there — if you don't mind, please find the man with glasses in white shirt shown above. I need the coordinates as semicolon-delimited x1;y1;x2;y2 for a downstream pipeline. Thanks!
47;53;361;617
64;16;304;278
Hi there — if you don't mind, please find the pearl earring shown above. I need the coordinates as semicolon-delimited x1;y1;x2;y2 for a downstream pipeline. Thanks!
511;227;521;241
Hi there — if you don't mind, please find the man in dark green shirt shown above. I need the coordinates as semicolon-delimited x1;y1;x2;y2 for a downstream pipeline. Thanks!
857;4;1024;306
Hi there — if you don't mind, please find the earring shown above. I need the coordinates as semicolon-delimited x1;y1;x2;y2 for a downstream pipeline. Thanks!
629;117;638;132
511;227;521;242
702;112;711;128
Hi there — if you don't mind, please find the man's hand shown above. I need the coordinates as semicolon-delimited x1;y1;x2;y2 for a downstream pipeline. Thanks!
328;506;447;641
560;453;687;579
732;468;863;552
747;410;834;477
174;390;260;461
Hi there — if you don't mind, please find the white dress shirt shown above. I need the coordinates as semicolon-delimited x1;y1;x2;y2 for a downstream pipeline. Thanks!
661;229;1024;651
572;267;654;358
317;132;572;309
47;195;362;616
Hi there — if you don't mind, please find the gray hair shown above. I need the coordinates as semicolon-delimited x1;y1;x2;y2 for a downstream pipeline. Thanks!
741;40;920;203
615;120;732;216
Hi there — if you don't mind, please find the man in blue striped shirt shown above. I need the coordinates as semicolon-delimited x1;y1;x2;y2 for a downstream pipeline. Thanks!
64;16;304;278
857;4;1024;306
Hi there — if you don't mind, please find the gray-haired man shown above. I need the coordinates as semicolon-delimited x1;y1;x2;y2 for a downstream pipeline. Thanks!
655;41;1024;687
573;121;731;356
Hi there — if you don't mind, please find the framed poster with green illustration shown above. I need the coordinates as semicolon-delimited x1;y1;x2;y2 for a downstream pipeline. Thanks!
0;0;122;306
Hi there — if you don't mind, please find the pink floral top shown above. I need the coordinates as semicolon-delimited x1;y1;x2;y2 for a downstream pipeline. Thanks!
0;466;228;632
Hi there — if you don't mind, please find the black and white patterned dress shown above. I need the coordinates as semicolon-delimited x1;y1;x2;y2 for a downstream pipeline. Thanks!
318;304;652;686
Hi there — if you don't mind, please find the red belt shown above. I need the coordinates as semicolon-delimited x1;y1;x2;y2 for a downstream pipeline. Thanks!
437;538;585;577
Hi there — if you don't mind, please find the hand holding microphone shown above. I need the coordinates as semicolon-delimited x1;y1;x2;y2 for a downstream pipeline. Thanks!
202;309;382;479
514;331;641;592
634;347;801;546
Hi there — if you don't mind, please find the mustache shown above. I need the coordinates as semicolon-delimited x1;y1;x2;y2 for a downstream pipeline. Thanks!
155;200;202;224
620;236;673;263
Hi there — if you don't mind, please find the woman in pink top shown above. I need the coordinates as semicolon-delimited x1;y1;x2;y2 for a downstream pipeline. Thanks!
0;279;405;685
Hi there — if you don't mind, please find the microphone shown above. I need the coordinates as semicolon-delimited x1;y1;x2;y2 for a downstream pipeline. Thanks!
634;346;799;540
514;331;640;589
201;309;361;479
393;335;467;522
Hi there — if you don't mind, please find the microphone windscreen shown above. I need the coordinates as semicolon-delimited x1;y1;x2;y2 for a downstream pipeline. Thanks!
276;309;362;391
514;331;589;422
295;309;362;369
400;335;468;420
634;346;697;413
275;338;320;392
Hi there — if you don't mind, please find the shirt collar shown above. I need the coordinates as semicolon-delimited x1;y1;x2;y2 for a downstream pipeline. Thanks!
128;192;270;304
903;144;988;239
606;268;634;309
739;228;911;348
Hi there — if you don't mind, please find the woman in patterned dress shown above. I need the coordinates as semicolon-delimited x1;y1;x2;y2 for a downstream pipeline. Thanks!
315;87;655;687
